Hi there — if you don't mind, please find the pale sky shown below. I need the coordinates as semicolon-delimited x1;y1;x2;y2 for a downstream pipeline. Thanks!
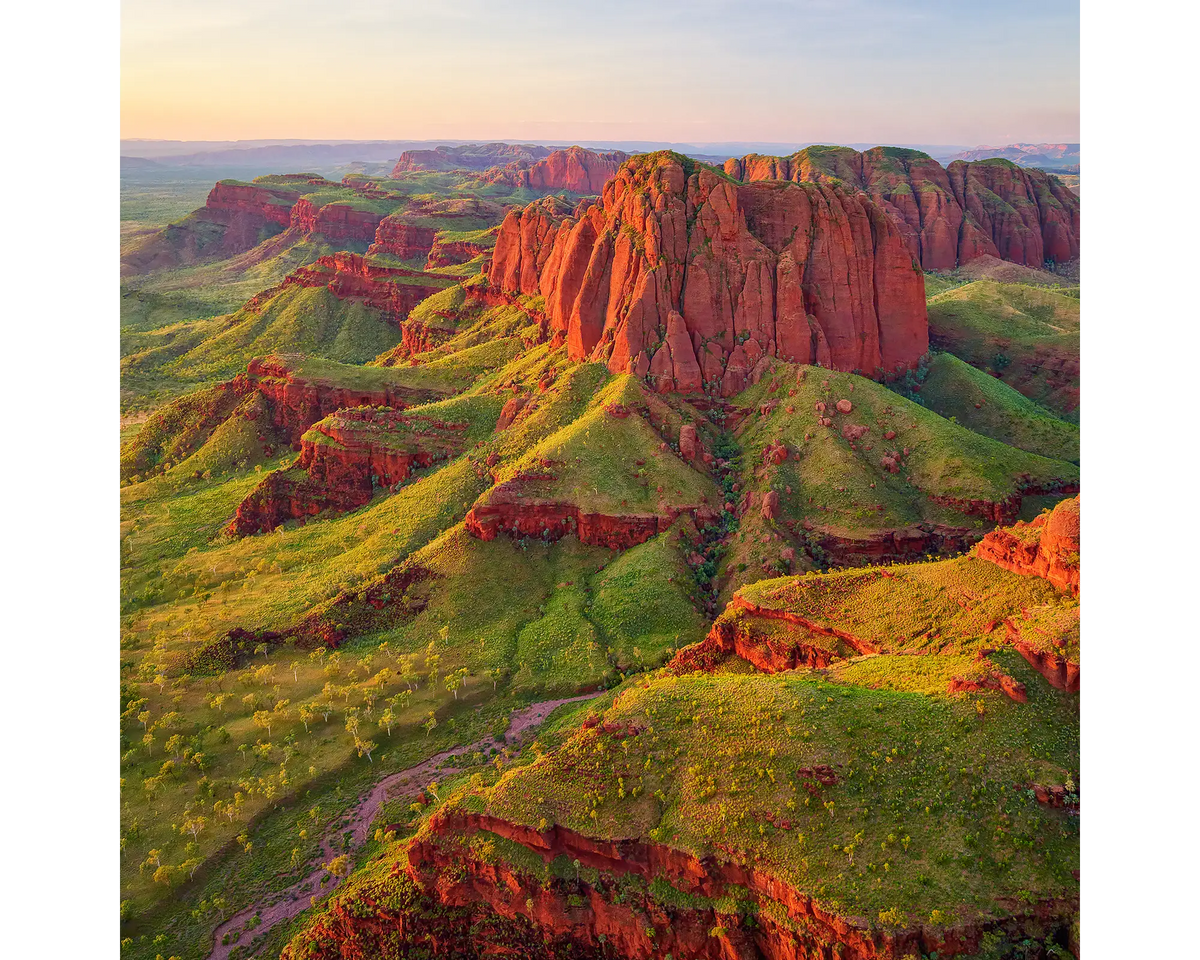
121;0;1079;145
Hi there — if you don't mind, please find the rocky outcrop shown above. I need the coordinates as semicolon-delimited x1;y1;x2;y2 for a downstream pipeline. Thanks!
670;595;876;673
240;355;445;443
393;808;1076;960
487;152;928;397
289;199;385;244
947;670;1028;703
489;146;630;194
303;410;466;486
227;405;470;535
425;236;491;268
282;253;451;322
465;478;718;550
975;496;1080;596
724;147;1080;270
205;179;312;229
391;142;551;175
366;216;437;261
226;468;366;537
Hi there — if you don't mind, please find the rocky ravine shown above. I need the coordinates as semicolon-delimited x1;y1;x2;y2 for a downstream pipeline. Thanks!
207;694;603;960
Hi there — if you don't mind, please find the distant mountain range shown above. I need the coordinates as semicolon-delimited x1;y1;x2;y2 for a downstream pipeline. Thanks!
945;143;1080;171
120;139;1080;181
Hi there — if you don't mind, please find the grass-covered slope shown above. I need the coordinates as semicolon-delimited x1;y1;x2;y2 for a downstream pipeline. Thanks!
477;375;720;520
119;232;1083;960
916;353;1080;463
927;280;1080;420
447;660;1077;936
722;361;1077;580
123;285;402;393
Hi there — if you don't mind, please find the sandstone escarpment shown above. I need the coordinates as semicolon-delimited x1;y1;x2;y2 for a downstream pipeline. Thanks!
975;496;1080;596
241;355;445;442
488;152;928;397
282;253;452;322
394;808;1076;960
205;180;310;229
391;142;552;175
366;216;438;261
724;147;1079;270
464;473;718;551
289;199;386;244
489;146;631;194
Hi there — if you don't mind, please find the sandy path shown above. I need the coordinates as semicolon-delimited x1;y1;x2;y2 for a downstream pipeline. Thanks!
207;692;603;960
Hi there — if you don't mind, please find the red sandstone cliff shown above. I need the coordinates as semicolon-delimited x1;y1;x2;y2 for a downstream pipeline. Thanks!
975;496;1080;596
724;147;1079;270
367;216;438;261
391;142;551;175
282;253;451;322
240;355;444;442
487;153;928;397
487;146;630;194
290;198;385;244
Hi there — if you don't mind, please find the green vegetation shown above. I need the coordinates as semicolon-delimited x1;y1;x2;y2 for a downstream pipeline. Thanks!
725;361;1076;570
471;661;1077;928
119;157;1081;958
917;353;1079;462
927;280;1080;420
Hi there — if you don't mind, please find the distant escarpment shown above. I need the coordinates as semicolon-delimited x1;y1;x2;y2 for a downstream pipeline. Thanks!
724;146;1079;270
391;142;552;175
488;152;928;397
120;176;326;275
486;146;631;194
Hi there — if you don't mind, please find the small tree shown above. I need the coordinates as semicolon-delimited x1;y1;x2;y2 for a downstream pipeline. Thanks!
355;737;377;763
253;710;273;737
423;712;438;738
379;708;395;736
299;703;316;733
289;660;302;683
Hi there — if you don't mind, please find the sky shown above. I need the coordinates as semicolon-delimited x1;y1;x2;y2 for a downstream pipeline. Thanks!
121;0;1079;146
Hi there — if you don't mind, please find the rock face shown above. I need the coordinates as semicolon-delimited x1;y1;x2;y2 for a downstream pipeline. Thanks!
724;147;1080;270
290;198;385;244
228;409;469;536
367;217;438;261
391;142;551;175
120;178;323;275
671;595;877;674
205;180;308;229
464;474;717;551
240;355;443;442
374;808;1074;960
487;146;630;194
488;152;928;397
975;496;1080;596
282;253;451;322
